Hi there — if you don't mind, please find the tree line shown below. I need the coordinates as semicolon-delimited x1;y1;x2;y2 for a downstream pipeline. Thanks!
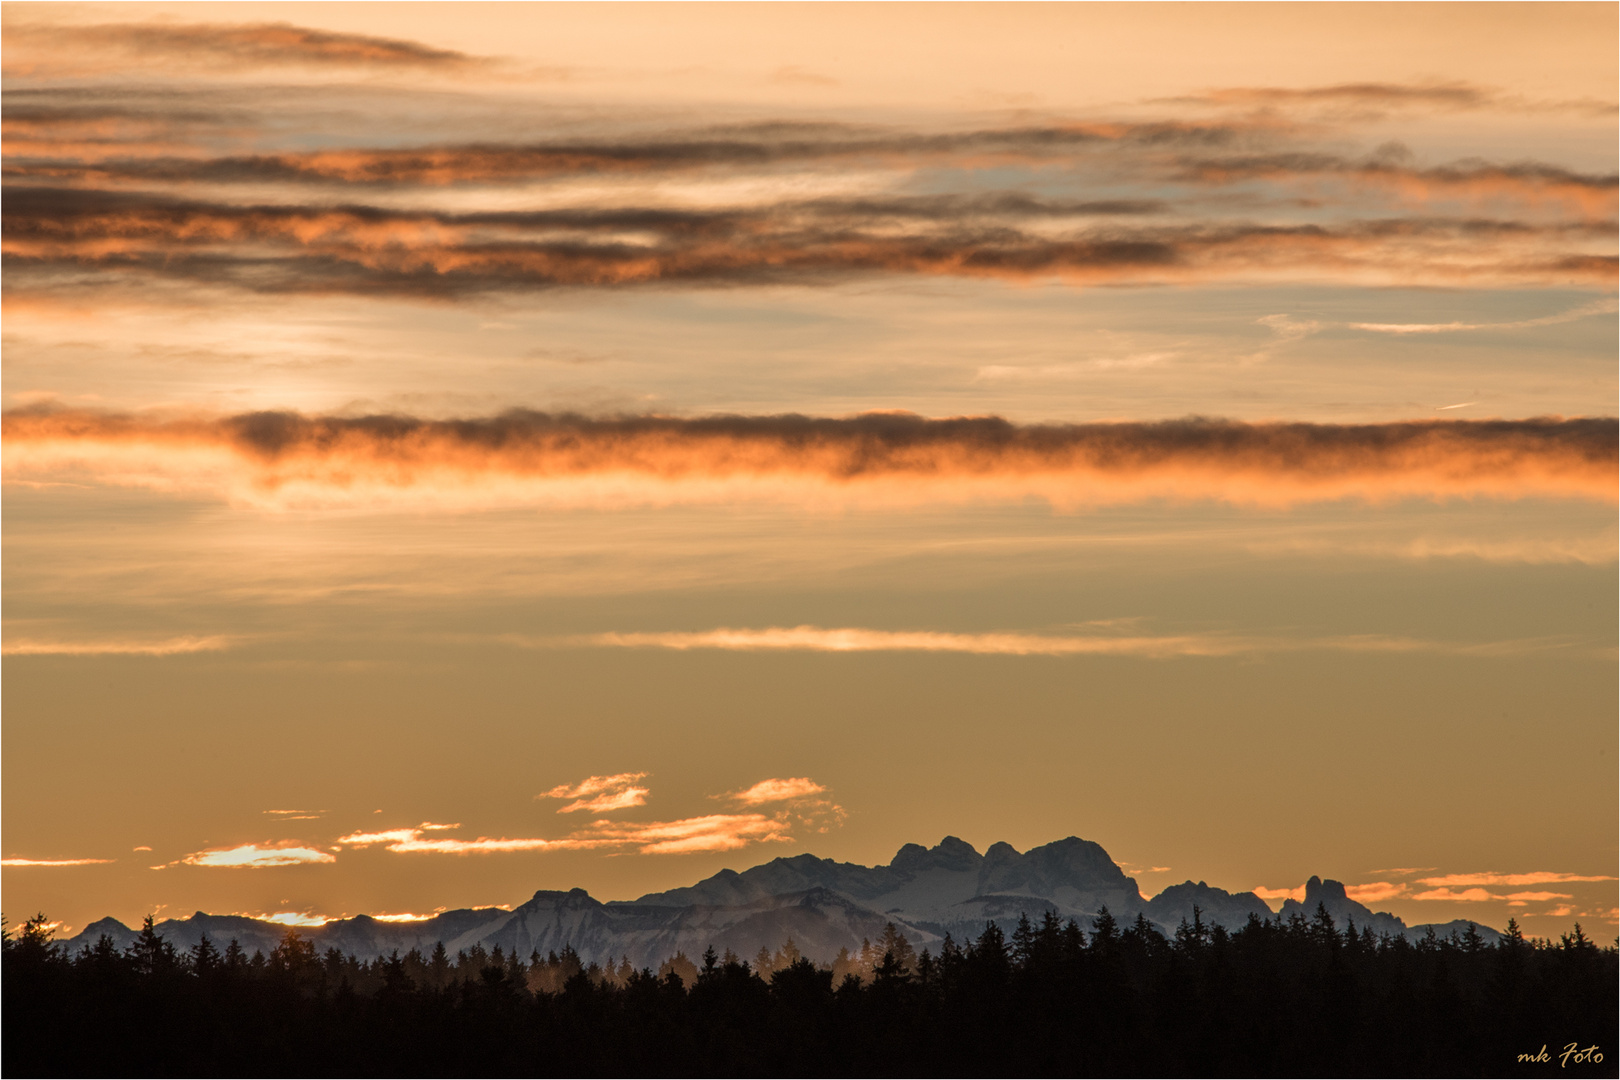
4;906;1614;1076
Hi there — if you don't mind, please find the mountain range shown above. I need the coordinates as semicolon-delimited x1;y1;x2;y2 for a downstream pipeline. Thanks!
58;836;1498;967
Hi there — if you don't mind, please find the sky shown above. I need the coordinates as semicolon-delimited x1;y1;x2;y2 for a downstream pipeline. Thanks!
2;1;1616;941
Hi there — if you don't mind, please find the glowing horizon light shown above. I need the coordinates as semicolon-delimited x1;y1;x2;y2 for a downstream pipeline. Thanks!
260;912;329;927
370;912;435;922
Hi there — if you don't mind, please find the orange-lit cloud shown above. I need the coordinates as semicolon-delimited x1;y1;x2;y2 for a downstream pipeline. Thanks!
1260;297;1618;339
180;842;337;869
1177;156;1617;217
5;186;1609;294
1344;881;1407;904
1412;887;1497;902
335;778;837;859
334;814;790;857
578;626;1593;661
5;410;1612;511
382;836;572;855
1;635;232;657
731;777;827;805
4;19;479;74
579;813;793;855
1;857;114;867
1417;871;1618;887
1502;891;1576;902
539;773;650;814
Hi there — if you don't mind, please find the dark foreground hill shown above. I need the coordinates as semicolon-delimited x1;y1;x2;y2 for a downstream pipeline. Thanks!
55;835;1496;968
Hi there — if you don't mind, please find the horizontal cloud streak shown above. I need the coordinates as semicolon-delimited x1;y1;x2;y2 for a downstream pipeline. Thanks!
1417;871;1618;887
4;410;1612;510
539;773;651;813
0;857;115;867
1260;297;1619;340
5;186;1610;294
732;778;828;805
336;813;795;856
180;842;336;869
575;626;1595;660
5;20;478;73
2;635;232;657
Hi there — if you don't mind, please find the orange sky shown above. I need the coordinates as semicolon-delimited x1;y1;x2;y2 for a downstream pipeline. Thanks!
3;2;1615;940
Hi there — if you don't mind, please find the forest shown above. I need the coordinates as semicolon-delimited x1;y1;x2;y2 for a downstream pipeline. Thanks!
4;906;1615;1077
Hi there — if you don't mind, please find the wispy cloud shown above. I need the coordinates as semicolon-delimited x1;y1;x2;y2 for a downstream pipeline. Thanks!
1261;297;1618;339
179;842;337;868
334;815;789;856
579;814;794;855
6;410;1612;511
5;19;480;75
337;772;839;857
1412;887;1497;902
1344;881;1407;904
1;856;114;867
2;635;232;657
6;185;1609;295
730;777;827;805
575;626;1595;661
1417;871;1618;887
539;773;650;814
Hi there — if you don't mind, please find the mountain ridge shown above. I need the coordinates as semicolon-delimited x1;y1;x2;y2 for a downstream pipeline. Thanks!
54;835;1497;965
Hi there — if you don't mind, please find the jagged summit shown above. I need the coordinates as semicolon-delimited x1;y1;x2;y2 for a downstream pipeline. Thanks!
55;835;1495;966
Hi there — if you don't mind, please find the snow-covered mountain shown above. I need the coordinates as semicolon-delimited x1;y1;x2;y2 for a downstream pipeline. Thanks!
54;836;1493;964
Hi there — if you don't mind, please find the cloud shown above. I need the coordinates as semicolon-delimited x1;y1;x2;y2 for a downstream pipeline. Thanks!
5;20;478;73
180;842;337;868
2;121;1238;186
1175;155;1616;217
1412;887;1497;902
376;836;571;855
1;635;232;656
1416;871;1618;887
1502;891;1576;902
333;813;790;856
579;814;792;855
5;185;1609;295
1344;882;1407;904
5;409;1613;512
0;857;114;867
576;626;1594;661
730;777;827;805
1182;82;1499;111
1174;81;1618;119
335;784;839;859
1262;297;1618;339
539;773;650;813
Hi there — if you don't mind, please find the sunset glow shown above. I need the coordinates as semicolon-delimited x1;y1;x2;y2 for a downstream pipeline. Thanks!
2;1;1613;962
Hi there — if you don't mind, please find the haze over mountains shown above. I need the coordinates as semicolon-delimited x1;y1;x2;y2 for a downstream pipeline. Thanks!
59;836;1498;966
